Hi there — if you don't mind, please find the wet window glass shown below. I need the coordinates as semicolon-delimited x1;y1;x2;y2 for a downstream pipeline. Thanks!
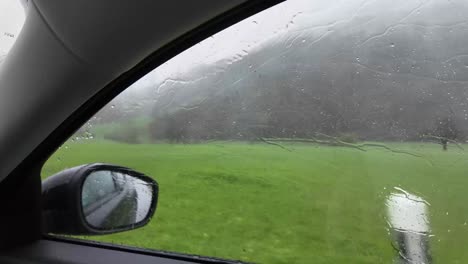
43;0;468;263
0;1;25;63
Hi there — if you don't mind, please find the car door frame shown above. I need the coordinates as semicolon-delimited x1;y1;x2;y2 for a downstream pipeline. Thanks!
0;0;283;263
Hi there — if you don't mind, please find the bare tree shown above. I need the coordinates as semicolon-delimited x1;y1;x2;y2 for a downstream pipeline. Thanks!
434;117;458;151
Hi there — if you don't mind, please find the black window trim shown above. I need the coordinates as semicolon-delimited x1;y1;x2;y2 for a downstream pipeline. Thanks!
43;235;251;264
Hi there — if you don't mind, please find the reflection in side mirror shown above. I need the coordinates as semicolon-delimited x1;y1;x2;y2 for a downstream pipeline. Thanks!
82;170;154;230
42;163;158;235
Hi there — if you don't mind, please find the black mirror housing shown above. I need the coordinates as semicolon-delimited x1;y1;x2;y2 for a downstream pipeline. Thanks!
42;163;158;235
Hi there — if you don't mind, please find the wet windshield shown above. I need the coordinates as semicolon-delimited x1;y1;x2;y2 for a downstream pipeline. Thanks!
43;0;468;263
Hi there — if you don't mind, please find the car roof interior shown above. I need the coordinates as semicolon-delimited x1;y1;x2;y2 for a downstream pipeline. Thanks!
0;0;282;251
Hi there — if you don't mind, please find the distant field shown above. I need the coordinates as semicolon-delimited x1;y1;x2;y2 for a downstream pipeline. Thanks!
42;140;468;264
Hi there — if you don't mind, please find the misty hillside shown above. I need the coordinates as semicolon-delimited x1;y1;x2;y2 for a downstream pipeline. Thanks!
96;0;468;143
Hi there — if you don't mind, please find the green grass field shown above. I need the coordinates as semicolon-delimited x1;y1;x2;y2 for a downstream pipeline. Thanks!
42;140;468;264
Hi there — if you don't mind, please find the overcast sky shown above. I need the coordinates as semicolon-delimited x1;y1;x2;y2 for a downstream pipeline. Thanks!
134;0;319;90
0;0;24;55
133;0;468;92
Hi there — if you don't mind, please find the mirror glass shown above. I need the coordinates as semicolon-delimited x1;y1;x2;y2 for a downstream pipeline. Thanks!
81;170;154;230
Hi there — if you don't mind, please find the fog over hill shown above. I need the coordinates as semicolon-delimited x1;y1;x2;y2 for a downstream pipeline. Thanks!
97;0;468;143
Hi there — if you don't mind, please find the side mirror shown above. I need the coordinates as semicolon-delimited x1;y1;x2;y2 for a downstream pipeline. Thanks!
42;163;158;235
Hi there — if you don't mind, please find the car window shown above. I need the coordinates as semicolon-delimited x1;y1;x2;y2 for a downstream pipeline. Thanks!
42;0;468;263
0;1;25;62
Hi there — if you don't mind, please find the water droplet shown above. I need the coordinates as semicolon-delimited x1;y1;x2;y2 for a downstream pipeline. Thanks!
390;43;395;48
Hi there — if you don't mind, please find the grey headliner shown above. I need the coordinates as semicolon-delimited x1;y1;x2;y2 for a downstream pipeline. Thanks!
0;0;246;182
